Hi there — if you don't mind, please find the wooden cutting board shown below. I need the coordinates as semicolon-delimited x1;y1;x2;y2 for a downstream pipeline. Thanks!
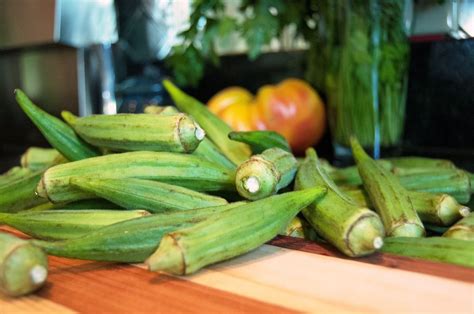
1;227;473;313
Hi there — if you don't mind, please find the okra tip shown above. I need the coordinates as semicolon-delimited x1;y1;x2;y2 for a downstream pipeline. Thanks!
346;214;385;256
436;194;470;225
146;234;185;275
35;176;48;199
459;206;471;217
29;265;48;285
391;223;425;238
235;157;277;200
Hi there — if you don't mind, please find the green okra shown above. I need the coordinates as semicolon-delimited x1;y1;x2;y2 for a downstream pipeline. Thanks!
385;156;455;169
37;151;236;203
294;148;385;257
20;147;67;171
33;202;245;263
228;131;291;154
235;148;297;200
144;105;179;115
193;138;237;171
0;169;47;213
397;169;471;204
24;199;122;212
143;104;236;171
0;209;149;240
0;167;33;188
279;216;305;239
443;214;474;241
350;137;425;237
381;237;474;268
327;160;393;187
0;233;48;297
345;188;470;226
146;186;327;275
71;178;228;213
15;89;99;161
70;113;205;153
163;79;251;165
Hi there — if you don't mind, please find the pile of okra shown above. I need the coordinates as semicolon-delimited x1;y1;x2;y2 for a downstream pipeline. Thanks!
1;80;473;297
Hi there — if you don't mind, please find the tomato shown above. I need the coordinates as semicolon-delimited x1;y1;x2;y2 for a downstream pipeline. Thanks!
207;78;326;153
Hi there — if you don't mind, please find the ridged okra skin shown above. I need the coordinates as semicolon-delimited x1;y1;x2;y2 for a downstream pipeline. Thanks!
37;151;236;203
20;147;66;171
346;188;470;227
71;113;205;153
146;187;327;275
163;79;251;165
294;148;385;257
0;167;32;188
228;131;291;154
0;233;48;296
235;148;297;200
381;237;474;268
15;89;99;161
0;169;47;213
397;169;471;204
350;138;425;237
71;178;228;213
443;214;474;241
0;210;150;240
193;138;237;171
386;156;455;169
142;104;236;171
33;202;245;263
328;160;393;186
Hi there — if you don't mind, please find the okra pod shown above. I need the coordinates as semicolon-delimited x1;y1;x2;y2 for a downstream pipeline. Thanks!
71;178;228;213
386;156;455;169
0;233;48;296
294;148;385;257
0;210;149;240
443;214;474;241
235;148;297;200
398;169;471;204
346;188;469;226
20;147;66;171
15;89;99;161
350;138;425;237
146;187;327;275
193;138;237;171
37;151;236;203
70;113;205;153
328;160;393;186
381;237;474;268
0;169;47;213
143;104;236;170
163;80;251;165
279;216;305;239
33;202;245;263
144;105;179;115
24;199;122;212
228;130;291;154
0;167;33;188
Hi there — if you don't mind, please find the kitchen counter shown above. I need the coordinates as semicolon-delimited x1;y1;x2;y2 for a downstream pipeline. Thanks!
1;227;473;313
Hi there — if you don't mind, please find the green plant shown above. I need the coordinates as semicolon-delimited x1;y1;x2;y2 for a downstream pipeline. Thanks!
165;0;317;87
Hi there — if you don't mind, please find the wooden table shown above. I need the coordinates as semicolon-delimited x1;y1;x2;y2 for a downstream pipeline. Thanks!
1;227;473;313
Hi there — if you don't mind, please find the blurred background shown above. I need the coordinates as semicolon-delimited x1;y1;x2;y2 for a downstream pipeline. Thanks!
0;0;473;172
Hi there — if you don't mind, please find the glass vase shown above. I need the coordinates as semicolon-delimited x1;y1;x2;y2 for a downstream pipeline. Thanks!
314;0;412;161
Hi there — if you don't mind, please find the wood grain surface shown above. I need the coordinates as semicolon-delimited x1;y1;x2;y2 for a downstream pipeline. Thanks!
269;235;474;283
1;226;474;313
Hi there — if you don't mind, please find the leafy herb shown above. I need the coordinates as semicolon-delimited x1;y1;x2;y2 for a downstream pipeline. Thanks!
166;0;317;86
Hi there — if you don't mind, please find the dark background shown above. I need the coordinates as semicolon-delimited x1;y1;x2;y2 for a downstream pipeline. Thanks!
1;38;473;172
